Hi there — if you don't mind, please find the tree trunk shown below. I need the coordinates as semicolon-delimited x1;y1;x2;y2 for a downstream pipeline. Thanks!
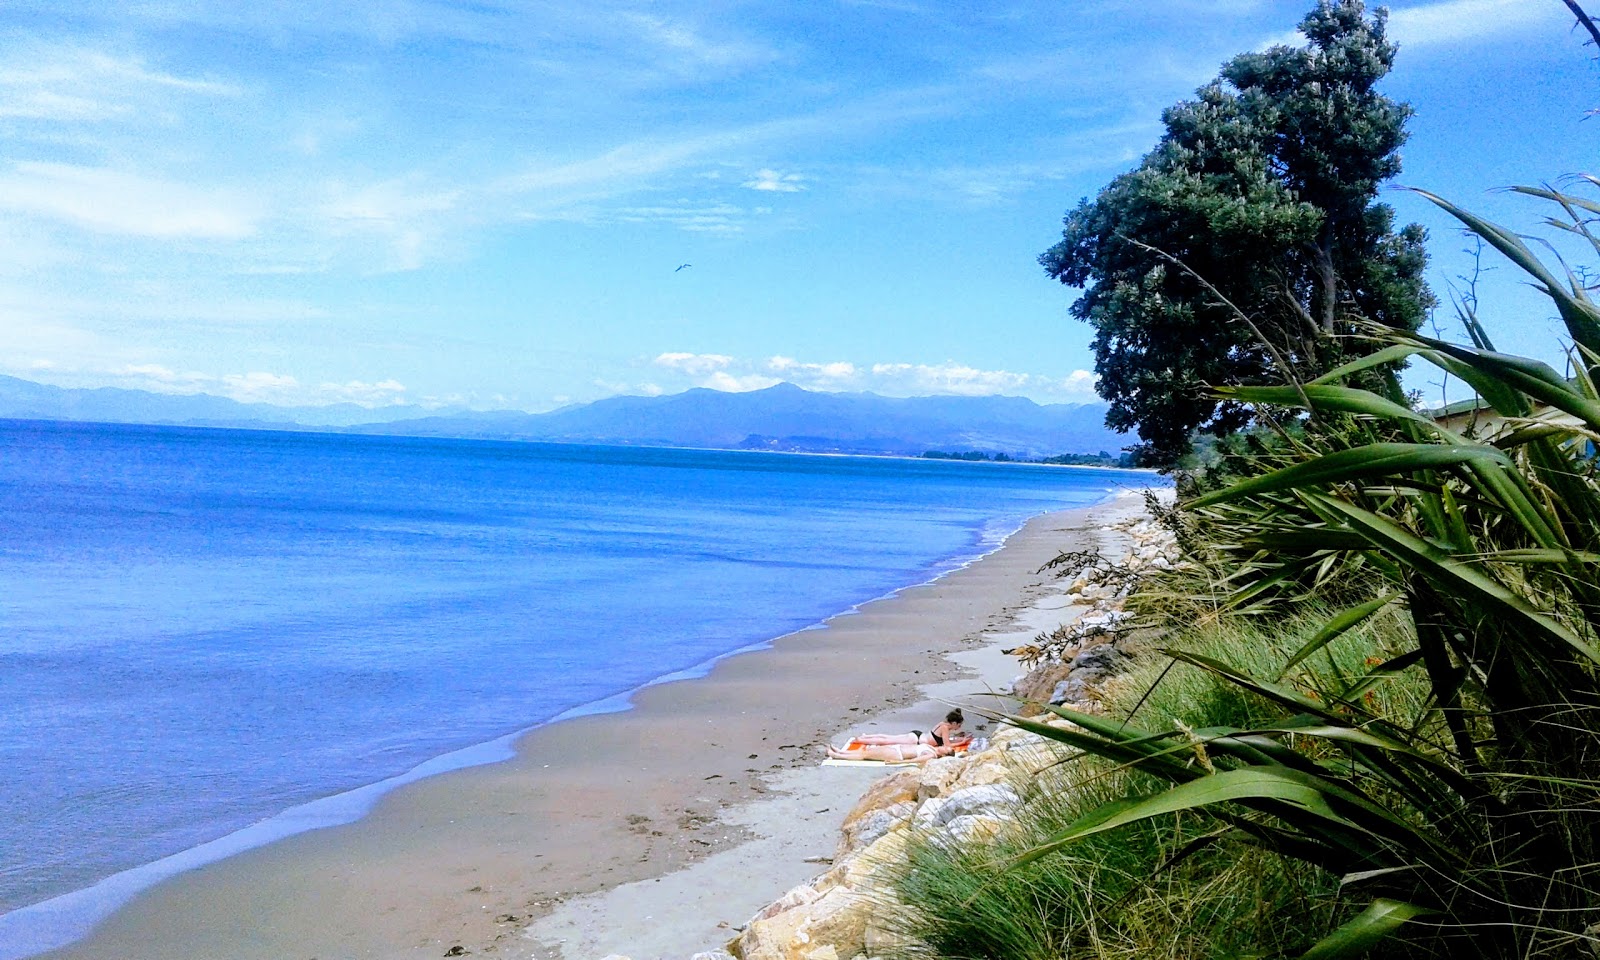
1313;234;1337;336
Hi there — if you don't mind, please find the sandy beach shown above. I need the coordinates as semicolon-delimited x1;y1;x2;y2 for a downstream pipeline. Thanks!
40;491;1151;960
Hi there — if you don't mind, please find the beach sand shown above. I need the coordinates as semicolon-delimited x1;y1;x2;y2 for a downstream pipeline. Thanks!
41;492;1150;960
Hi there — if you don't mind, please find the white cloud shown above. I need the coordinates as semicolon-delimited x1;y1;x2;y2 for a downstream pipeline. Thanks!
742;168;807;193
619;13;774;72
311;176;466;271
641;351;1098;401
28;359;411;408
767;355;858;382
0;44;238;122
316;379;409;405
1386;0;1564;48
869;361;1099;399
0;162;260;238
119;363;213;392
592;378;668;397
218;371;301;402
703;371;782;392
323;180;462;224
613;201;750;233
1060;369;1097;393
1255;0;1563;52
870;361;1026;395
653;352;736;376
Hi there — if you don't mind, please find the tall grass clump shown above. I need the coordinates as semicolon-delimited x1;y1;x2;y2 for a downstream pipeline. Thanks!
996;184;1600;959
889;610;1415;960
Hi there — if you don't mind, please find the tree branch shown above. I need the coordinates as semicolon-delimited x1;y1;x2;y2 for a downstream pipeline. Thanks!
1563;0;1600;50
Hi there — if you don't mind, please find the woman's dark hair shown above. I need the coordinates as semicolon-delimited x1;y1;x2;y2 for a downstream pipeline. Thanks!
945;708;964;725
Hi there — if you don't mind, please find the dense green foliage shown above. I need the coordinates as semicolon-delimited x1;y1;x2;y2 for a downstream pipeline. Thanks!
1041;0;1432;466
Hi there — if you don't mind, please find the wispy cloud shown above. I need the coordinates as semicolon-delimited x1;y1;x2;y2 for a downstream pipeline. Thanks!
1254;0;1565;53
870;361;1099;399
0;42;238;122
617;13;777;74
0;162;260;238
115;364;408;407
0;348;414;408
1386;0;1565;48
742;168;807;192
613;201;754;233
315;176;465;270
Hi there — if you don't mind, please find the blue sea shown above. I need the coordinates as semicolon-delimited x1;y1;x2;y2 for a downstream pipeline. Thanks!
0;419;1150;953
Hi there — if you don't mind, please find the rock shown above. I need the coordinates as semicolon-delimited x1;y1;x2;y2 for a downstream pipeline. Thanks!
913;756;964;801
941;813;1007;845
948;750;1012;790
833;826;910;889
839;802;913;854
1070;643;1125;674
1050;675;1089;704
835;769;919;860
914;784;1020;829
1012;659;1074;706
692;953;738;960
751;882;824;922
738;888;866;960
737;905;811;960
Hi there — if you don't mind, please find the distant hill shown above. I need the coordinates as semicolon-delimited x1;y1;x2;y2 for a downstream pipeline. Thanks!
0;374;423;428
350;382;1124;458
0;375;1125;458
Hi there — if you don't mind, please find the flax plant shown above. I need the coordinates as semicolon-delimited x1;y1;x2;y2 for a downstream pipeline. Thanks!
1007;185;1600;959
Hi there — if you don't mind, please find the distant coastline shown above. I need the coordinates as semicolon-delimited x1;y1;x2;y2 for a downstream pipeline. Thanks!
0;374;1128;462
1;416;1162;480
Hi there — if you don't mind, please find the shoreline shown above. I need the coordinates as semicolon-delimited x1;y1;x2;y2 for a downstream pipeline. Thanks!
0;495;1094;958
30;490;1154;960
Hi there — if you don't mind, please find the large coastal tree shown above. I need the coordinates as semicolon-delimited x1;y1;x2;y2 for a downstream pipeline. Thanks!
1042;0;1433;466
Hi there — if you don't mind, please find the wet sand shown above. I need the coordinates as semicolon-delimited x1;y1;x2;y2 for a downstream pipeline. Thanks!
42;492;1151;960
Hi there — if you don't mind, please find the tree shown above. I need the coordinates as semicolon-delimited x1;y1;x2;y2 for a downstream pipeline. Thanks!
1041;0;1433;466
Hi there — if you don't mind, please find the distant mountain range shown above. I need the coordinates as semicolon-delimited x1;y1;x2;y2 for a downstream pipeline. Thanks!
0;374;1126;458
0;374;419;428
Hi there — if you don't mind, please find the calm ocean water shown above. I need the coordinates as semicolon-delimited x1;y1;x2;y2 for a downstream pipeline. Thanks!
0;419;1150;949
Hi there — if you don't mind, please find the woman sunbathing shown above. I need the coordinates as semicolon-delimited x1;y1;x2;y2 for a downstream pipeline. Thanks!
826;741;961;763
848;709;968;749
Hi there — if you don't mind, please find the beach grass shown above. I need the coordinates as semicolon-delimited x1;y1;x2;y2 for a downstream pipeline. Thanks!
886;610;1404;959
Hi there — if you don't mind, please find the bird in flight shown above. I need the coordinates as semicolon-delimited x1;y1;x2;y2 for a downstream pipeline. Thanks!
674;263;692;272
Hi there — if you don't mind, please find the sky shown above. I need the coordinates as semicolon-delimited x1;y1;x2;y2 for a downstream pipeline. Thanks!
0;0;1596;413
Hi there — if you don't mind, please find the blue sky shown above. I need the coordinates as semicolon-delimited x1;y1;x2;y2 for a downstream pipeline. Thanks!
0;0;1594;412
